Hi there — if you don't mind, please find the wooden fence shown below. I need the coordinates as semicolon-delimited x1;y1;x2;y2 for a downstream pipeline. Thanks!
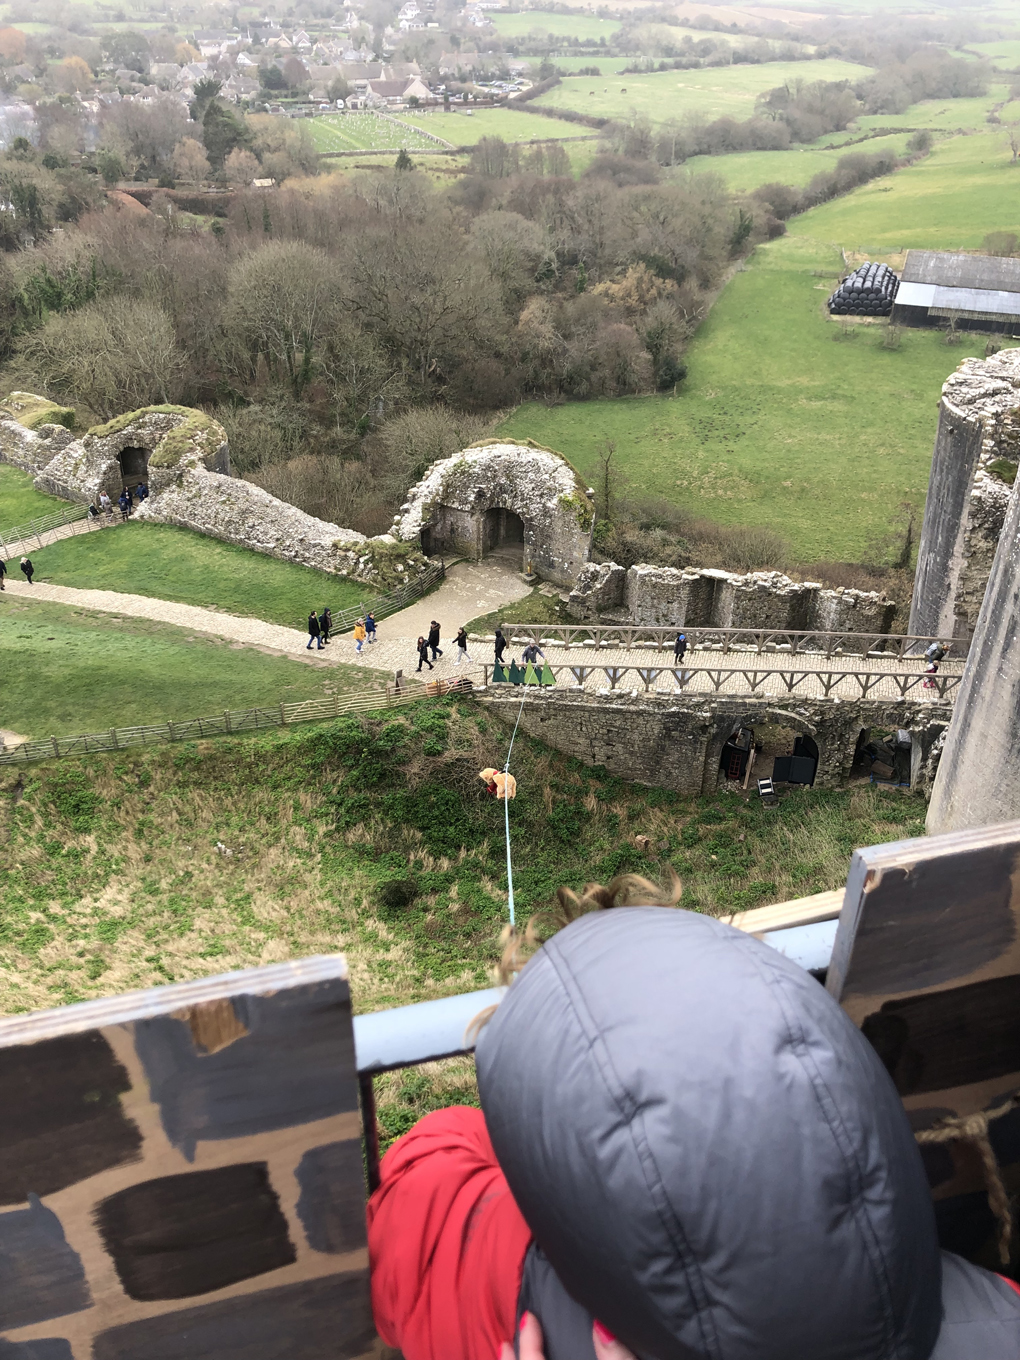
0;500;92;555
479;662;961;703
0;681;453;768
489;623;959;659
328;560;446;632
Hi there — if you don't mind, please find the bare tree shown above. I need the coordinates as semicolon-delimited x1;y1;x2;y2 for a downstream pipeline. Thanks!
224;147;260;187
172;136;211;184
104;93;191;178
17;297;186;419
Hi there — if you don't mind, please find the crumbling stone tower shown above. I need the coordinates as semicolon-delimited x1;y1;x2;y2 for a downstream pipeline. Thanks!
909;349;1020;644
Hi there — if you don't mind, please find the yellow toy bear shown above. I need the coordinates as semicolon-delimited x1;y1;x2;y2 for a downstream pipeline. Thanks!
479;767;517;800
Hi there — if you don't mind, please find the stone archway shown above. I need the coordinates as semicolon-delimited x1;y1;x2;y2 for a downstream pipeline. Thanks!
704;707;821;795
482;507;526;558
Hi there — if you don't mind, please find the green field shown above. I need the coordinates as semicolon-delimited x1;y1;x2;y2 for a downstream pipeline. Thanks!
966;40;1020;71
499;126;1020;562
306;111;443;153
16;521;367;628
786;129;1020;252
542;55;634;73
403;106;586;145
0;465;65;527
532;58;873;126
491;9;622;39
682;132;914;190
0;596;376;738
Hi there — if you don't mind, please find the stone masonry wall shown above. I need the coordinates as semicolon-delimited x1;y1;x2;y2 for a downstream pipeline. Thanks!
910;348;1020;643
568;562;897;634
482;688;949;796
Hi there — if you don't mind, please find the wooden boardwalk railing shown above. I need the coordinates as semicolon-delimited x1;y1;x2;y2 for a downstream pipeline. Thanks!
0;501;102;556
328;560;446;632
478;662;961;703
489;624;959;659
0;680;456;767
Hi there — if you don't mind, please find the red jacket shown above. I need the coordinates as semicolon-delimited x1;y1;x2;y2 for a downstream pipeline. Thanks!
367;1106;532;1360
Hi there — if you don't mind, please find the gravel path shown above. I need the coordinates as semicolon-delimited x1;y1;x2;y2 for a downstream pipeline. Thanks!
2;559;533;681
1;510;123;560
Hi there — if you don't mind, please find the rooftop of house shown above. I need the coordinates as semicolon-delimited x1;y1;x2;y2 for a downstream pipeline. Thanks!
901;250;1020;295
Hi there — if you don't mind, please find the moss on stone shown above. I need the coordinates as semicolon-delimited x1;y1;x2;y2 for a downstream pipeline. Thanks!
1;391;76;431
559;491;594;531
343;537;430;589
986;457;1017;486
87;405;225;470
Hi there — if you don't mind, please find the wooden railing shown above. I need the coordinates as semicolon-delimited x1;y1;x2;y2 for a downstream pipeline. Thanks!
0;681;449;767
478;662;961;703
0;501;95;554
328;560;446;632
487;624;959;659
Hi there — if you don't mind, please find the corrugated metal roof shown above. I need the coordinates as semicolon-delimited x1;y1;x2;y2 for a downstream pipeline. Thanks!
932;286;1020;318
893;282;936;307
901;250;1020;293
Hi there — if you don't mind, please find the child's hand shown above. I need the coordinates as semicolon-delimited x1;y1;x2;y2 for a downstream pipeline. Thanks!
497;1312;637;1360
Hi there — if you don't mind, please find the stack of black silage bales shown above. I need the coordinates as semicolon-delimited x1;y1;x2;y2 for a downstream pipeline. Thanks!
827;262;899;316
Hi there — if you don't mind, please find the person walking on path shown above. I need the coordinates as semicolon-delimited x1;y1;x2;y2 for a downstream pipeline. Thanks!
365;611;377;644
306;610;323;650
0;558;5;591
924;640;948;665
416;636;434;672
99;490;112;516
320;607;332;645
674;631;688;663
428;620;443;662
454;627;472;666
522;640;545;666
20;556;33;584
353;618;367;654
118;490;130;521
495;627;508;665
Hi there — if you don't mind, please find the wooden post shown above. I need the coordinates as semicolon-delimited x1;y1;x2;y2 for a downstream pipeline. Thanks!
223;709;232;733
167;720;176;741
51;736;59;757
110;727;119;750
279;702;287;726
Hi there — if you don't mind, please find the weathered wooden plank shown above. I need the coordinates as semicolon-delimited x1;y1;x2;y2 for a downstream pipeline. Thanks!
0;957;375;1359
827;821;1020;1121
723;889;844;935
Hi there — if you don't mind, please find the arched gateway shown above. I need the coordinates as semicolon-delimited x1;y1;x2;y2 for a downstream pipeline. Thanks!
392;441;595;588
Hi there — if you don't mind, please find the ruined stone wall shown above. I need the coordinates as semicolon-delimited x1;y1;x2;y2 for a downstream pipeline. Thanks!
569;562;897;635
393;441;594;588
482;688;949;796
910;348;1020;643
0;418;74;476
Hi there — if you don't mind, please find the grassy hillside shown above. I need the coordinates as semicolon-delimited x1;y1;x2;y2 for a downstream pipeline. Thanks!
0;596;377;738
21;522;368;628
683;132;915;190
0;465;66;527
499;127;1020;562
0;702;926;1020
531;59;873;126
491;10;622;39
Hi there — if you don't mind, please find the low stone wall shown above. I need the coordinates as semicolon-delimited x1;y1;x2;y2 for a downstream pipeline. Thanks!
481;688;947;796
0;419;74;476
567;562;897;634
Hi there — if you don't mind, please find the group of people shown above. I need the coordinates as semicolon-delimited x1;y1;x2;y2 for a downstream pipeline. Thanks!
0;557;34;589
86;484;150;523
923;639;950;690
417;620;472;671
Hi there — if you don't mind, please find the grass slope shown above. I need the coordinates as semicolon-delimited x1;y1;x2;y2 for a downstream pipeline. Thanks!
0;702;926;1020
682;132;915;190
491;10;621;38
0;596;378;737
20;522;368;629
532;59;872;126
500;130;1020;561
0;465;66;528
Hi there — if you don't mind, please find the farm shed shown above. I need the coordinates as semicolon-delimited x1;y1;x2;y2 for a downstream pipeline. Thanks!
891;250;1020;334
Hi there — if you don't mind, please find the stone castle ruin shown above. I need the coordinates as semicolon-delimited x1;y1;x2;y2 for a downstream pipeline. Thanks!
909;347;1020;644
391;440;595;588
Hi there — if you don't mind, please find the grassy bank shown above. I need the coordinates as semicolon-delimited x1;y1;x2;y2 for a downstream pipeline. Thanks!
0;596;378;737
19;521;368;628
0;465;66;526
0;701;926;1018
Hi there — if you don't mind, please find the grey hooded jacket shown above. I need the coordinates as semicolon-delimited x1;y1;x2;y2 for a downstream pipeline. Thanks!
475;908;1020;1360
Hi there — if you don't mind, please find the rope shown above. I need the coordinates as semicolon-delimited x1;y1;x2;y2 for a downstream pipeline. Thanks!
501;685;528;927
915;1091;1019;1265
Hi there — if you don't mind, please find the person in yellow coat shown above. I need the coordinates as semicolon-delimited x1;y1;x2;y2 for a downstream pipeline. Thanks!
353;618;367;654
